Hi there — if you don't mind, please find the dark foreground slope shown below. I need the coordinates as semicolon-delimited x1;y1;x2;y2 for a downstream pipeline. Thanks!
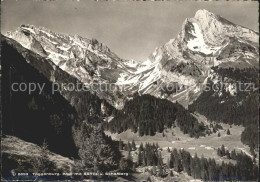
1;36;120;177
1;37;78;157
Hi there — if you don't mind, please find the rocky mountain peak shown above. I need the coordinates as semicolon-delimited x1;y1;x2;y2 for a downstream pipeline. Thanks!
194;9;217;21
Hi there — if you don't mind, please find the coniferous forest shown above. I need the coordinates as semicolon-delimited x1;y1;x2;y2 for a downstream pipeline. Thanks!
107;94;206;138
118;141;258;181
189;67;259;150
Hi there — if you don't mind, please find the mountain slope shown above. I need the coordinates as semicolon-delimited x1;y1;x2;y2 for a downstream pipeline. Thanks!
6;25;135;109
1;37;78;157
106;94;206;138
2;135;73;177
1;35;121;175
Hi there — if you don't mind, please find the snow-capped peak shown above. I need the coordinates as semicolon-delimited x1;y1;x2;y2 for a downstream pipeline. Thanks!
194;9;216;21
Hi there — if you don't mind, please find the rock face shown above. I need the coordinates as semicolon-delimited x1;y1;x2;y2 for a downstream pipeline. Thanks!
192;9;258;45
6;25;136;109
8;25;124;83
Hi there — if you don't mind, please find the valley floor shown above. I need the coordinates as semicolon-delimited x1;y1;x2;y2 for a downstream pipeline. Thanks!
105;113;258;165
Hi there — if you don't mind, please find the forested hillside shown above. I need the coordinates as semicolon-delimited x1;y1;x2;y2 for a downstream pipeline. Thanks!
189;67;259;149
107;94;205;138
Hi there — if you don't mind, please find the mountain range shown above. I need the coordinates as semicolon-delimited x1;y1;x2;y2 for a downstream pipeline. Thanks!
5;9;258;109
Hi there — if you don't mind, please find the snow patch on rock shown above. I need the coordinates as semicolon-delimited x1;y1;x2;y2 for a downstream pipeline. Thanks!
187;22;221;55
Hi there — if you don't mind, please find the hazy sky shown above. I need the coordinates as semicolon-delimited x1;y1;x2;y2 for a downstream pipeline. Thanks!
1;0;259;61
